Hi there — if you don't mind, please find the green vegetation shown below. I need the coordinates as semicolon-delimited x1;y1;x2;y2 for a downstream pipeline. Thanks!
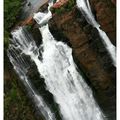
4;54;37;120
26;24;33;31
4;0;22;30
4;30;10;49
4;0;22;48
4;78;37;120
53;0;57;3
51;0;76;14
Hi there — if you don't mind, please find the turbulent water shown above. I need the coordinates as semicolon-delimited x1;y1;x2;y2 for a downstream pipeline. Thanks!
76;0;116;66
7;28;56;120
7;0;109;120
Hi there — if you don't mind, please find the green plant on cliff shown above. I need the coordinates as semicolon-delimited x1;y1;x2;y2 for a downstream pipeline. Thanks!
4;0;22;48
26;24;33;31
53;0;57;3
51;0;76;14
66;0;75;10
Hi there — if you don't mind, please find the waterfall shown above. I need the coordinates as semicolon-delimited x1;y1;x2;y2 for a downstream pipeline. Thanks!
7;27;56;120
76;0;116;66
7;0;106;120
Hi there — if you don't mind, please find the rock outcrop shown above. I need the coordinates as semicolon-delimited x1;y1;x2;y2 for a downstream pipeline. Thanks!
49;5;116;119
90;0;116;45
52;0;68;8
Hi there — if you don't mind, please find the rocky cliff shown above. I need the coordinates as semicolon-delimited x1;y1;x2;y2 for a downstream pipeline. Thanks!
89;0;116;45
48;1;116;119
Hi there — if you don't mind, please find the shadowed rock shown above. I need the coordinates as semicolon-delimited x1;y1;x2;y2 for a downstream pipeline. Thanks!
89;0;116;45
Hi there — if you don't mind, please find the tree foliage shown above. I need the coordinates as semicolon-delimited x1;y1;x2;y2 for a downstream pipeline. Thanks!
4;0;22;30
51;0;76;15
4;0;22;48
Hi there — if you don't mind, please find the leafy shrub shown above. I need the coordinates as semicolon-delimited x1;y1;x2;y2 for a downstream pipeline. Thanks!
4;0;22;30
51;0;76;14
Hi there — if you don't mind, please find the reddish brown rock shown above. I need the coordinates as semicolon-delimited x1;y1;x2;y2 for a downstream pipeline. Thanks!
89;0;116;45
20;17;35;26
52;0;68;8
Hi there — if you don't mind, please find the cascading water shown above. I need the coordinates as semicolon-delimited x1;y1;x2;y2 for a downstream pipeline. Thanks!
7;28;56;120
76;0;116;66
33;11;105;120
7;1;107;120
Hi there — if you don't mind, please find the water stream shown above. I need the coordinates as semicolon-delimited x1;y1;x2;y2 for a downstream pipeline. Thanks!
7;28;56;120
76;0;116;66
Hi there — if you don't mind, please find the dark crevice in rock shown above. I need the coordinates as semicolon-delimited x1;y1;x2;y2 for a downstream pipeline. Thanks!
27;63;62;120
49;22;72;47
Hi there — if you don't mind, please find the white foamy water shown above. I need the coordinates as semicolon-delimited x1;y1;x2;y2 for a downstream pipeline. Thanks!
76;0;116;66
8;28;56;120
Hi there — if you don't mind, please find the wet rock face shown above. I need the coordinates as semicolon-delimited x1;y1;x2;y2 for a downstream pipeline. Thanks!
89;0;116;45
25;59;62;120
29;26;42;47
5;50;62;120
49;7;116;119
